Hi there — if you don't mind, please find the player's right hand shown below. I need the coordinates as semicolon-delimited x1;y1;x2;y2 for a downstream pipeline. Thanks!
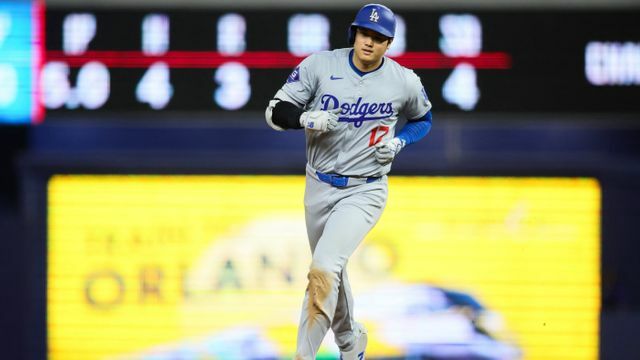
299;109;339;132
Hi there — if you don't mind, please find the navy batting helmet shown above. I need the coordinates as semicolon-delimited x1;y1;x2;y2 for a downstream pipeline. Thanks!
348;4;396;44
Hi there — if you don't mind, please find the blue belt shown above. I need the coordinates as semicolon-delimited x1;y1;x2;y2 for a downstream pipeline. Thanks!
315;171;380;188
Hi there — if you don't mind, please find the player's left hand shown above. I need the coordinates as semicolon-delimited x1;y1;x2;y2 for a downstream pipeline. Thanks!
375;137;405;165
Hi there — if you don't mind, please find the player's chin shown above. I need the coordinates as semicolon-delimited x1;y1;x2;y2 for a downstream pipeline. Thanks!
356;50;376;63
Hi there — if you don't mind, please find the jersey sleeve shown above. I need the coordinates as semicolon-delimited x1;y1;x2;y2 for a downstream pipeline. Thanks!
402;70;432;121
275;54;319;108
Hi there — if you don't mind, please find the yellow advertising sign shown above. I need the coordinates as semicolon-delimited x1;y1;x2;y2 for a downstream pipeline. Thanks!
48;175;600;360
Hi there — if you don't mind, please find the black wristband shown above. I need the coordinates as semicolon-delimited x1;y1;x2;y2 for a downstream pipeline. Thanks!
272;100;304;129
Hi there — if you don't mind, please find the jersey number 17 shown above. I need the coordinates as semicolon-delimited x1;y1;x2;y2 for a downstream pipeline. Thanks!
369;126;389;146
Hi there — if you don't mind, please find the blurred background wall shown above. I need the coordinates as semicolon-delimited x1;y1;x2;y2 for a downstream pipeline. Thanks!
1;0;640;359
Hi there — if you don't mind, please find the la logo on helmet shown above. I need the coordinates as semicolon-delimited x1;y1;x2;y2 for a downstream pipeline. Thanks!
369;8;379;22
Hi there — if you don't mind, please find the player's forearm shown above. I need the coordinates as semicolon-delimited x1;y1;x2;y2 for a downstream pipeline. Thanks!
265;99;304;130
396;111;432;146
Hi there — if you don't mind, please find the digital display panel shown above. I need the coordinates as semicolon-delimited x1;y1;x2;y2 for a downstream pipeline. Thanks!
47;175;600;360
0;0;44;124
41;9;640;116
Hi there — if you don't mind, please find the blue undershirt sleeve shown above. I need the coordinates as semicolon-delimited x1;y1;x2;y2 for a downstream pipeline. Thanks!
396;111;432;146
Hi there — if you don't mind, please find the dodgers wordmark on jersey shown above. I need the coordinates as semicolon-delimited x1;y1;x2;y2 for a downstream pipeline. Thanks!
274;48;432;178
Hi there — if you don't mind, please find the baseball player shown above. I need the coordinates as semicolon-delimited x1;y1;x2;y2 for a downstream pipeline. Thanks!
265;4;432;359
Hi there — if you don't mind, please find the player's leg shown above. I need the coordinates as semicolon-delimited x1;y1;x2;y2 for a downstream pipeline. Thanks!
329;184;387;357
303;200;359;348
295;180;387;359
294;173;335;360
331;267;355;347
301;211;352;355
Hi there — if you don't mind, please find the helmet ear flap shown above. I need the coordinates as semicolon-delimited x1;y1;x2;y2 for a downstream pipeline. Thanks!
348;26;357;45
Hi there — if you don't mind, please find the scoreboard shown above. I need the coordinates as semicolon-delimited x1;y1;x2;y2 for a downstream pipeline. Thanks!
34;8;640;117
42;8;640;116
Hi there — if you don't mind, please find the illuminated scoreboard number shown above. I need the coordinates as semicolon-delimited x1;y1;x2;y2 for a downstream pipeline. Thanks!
42;9;640;114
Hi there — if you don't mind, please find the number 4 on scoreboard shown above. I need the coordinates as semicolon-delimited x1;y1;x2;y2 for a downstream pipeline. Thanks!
136;62;173;110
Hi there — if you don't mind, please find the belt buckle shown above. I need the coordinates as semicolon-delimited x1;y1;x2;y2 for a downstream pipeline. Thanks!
315;171;349;187
329;174;348;187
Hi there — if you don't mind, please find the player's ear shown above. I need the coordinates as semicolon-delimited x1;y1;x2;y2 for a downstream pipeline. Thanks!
386;38;393;50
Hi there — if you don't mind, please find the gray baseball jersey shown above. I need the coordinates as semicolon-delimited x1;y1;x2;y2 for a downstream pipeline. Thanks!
274;47;432;177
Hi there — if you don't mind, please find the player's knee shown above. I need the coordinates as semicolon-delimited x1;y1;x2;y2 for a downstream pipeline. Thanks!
307;268;332;302
305;267;336;322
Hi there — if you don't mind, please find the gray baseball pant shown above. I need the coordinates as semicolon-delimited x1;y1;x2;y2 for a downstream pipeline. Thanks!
294;165;387;359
